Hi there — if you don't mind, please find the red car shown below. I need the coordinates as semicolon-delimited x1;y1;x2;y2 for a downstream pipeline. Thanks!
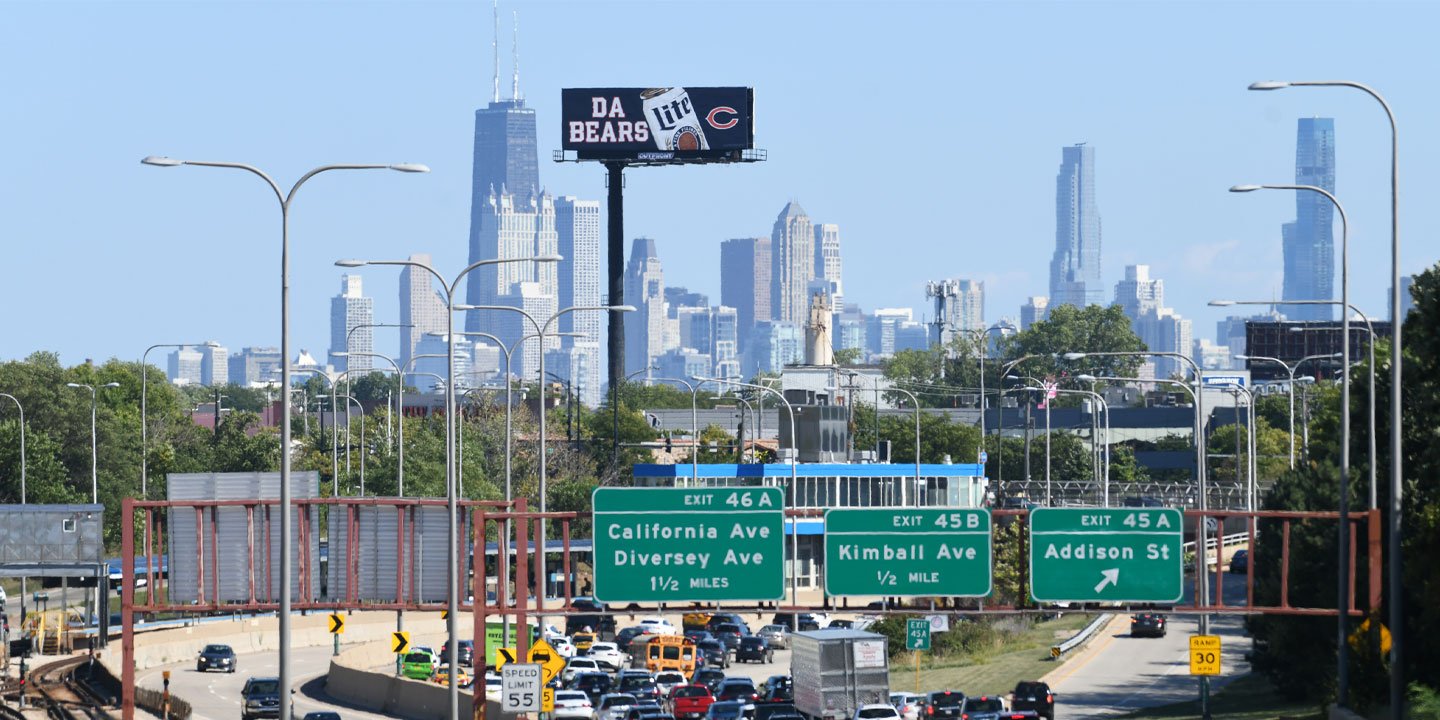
669;684;715;720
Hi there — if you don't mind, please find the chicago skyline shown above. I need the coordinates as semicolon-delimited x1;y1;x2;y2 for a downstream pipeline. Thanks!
1049;143;1104;310
1282;117;1337;322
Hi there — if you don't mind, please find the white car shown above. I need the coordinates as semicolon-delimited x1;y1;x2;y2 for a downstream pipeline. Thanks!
594;693;638;720
484;673;503;702
587;642;627;671
637;616;676;634
553;690;594;720
854;704;901;720
562;657;602;685
413;646;441;672
889;693;924;720
654;670;686;697
545;624;568;641
552;636;577;658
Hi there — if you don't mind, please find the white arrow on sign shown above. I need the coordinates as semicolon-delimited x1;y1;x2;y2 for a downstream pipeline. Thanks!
1094;568;1119;593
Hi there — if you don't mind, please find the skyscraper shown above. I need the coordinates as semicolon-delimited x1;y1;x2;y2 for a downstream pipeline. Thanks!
813;223;842;305
1021;296;1049;330
329;275;373;374
624;238;666;376
720;238;770;352
465;189;559;379
770;201;814;324
168;346;202;385
198;343;228;386
1049;144;1103;309
399;254;448;369
556;196;602;343
1113;265;1163;320
1281;118;1336;322
1114;265;1191;378
927;279;985;344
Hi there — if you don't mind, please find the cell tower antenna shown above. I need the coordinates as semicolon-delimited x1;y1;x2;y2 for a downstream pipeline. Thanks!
512;10;521;101
491;0;499;102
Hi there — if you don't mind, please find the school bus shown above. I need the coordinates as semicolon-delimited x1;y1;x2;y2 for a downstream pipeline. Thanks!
631;634;696;675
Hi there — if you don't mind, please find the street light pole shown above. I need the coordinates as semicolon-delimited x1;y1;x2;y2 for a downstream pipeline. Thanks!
143;157;427;720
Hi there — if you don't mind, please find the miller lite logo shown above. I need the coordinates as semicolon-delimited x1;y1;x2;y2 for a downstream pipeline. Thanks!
641;87;709;151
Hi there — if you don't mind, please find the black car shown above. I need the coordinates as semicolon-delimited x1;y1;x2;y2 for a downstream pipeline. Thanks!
574;672;614;703
922;691;965;720
1229;549;1249;573
1131;613;1167;638
753;704;799;720
616;626;648;649
712;623;746;650
769;613;820;632
692;668;727;694
197;644;237;673
619;671;662;703
758;676;792;704
826;619;853;630
567;597;618;640
715;678;758;704
301;713;341;720
1010;682;1054;720
441;640;474;667
705;613;749;634
734;636;773;664
241;677;284;720
696;640;729;668
684;630;716;645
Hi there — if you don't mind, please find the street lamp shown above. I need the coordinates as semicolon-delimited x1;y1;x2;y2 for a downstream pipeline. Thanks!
140;342;218;499
1246;80;1402;709
647;377;703;481
66;380;118;642
337;254;559;715
144;157;426;720
1233;353;1340;465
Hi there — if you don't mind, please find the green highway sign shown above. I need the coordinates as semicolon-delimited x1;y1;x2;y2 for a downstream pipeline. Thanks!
592;487;785;603
906;619;931;651
824;508;992;597
1029;507;1184;603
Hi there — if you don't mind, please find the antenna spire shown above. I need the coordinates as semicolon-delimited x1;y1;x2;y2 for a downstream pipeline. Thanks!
491;0;500;103
511;10;521;101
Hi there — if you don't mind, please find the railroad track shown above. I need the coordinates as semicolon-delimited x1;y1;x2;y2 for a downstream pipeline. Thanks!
16;656;112;720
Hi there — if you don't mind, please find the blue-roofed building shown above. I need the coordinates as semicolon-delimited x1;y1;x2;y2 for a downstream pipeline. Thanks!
631;462;989;590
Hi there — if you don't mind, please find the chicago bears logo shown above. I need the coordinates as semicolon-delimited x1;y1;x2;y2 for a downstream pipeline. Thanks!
706;107;738;130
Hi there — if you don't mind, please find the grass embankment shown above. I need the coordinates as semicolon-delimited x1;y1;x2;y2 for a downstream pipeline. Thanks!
887;613;1095;696
1116;674;1322;720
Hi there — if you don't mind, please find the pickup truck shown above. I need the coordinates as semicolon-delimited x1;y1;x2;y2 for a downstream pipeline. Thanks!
668;684;715;720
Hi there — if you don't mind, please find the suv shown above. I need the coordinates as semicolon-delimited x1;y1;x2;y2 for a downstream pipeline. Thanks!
573;672;614;703
715;678;758;704
240;677;284;720
712;624;746;651
758;676;792;704
921;691;965;720
1130;613;1167;638
197;644;237;673
692;668;727;694
696;640;729;669
958;697;1028;720
1229;549;1249;573
1010;682;1053;720
735;637;772;664
705;613;749;634
619;671;662;703
441;640;474;667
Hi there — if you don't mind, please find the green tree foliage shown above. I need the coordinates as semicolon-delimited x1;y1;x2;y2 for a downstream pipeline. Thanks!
999;303;1147;382
833;347;863;366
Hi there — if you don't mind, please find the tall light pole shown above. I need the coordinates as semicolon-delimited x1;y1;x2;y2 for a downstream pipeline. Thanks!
1247;80;1403;709
338;254;559;717
648;377;702;481
1;392;26;625
140;342;217;499
143;156;427;720
66;380;118;639
455;303;633;606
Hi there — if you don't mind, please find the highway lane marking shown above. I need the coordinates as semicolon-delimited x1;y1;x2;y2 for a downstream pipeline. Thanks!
1045;615;1127;688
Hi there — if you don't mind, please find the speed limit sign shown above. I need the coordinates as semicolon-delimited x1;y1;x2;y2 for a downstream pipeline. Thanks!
502;664;542;712
1189;635;1221;675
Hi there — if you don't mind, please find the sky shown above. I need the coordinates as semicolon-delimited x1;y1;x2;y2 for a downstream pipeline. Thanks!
3;0;1438;367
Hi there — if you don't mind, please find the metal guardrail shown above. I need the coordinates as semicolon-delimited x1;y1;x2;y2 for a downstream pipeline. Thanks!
1050;613;1112;659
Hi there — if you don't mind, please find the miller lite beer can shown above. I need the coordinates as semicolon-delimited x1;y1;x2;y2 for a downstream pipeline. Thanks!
641;87;709;151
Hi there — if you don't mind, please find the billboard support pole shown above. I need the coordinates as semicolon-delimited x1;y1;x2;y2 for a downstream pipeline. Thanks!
606;160;626;466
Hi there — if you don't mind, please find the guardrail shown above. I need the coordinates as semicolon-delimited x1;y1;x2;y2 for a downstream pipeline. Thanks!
1050;613;1112;659
1183;531;1250;568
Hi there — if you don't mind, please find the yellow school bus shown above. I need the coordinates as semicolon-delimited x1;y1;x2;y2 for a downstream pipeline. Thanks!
643;635;696;675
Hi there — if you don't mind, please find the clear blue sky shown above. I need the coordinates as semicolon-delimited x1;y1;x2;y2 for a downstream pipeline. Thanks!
3;0;1437;366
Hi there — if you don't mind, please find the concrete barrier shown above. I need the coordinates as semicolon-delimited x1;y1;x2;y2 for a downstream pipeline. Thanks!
325;635;503;720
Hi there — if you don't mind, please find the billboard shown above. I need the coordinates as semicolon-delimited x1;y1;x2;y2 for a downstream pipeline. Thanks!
562;87;754;161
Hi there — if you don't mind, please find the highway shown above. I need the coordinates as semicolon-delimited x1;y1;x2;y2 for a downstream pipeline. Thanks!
1049;569;1254;719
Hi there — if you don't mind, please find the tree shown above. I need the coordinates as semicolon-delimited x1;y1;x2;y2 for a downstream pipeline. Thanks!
833;347;863;366
999;303;1146;382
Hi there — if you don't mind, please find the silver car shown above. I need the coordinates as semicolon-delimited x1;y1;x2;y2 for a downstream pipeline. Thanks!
756;625;790;650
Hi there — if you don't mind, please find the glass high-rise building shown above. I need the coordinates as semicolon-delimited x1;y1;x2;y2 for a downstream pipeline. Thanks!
469;99;539;204
1281;118;1336;322
1049;144;1103;309
770;201;814;325
720;237;770;353
329;274;373;374
624;237;666;376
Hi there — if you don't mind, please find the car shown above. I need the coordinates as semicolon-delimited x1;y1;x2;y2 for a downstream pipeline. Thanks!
734;636;773;664
240;677;284;720
1229;549;1250;573
301;713;340;720
552;637;578;658
197;644;237;673
705;701;753;720
758;676;792;704
484;673;503;702
589;641;627;671
574;672;615;703
683;612;714;632
616;626;648;650
957;697;1030;720
827;619;854;630
691;668;727;694
756;625;789;650
669;684;715;720
854;704;901;720
554;690;596;720
433;663;470;688
638;617;678;634
705;614;750;634
655;671;688;697
412;646;441;672
622;707;669;720
684;630;717;646
889;693;923;720
753;707;802;720
768;613;820;632
619;671;662;703
921;691;965;720
573;632;600;655
564;657;603;685
695;640;729;669
1131;613;1167;638
715;678;758;704
711;624;746;651
596;693;640;720
441;640;474;667
401;652;436;680
1122;496;1165;508
1009;683;1053;720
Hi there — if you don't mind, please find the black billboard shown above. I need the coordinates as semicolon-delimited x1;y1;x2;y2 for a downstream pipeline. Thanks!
561;87;754;162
